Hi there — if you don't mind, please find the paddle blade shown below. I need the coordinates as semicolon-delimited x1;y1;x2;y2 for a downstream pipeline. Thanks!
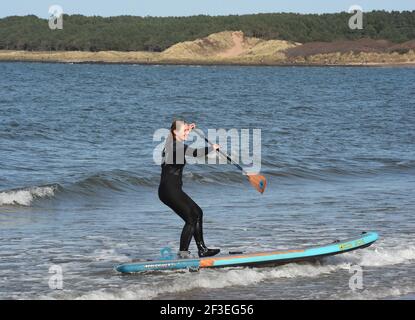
247;174;267;194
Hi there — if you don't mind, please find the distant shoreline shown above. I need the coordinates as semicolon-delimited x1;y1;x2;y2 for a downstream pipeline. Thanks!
2;31;415;67
2;60;415;68
1;50;415;67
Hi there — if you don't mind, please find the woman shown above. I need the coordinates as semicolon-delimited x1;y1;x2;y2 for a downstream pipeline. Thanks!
159;120;221;259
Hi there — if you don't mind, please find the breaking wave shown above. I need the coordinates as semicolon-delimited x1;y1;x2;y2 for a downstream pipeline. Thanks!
2;156;414;207
0;185;59;206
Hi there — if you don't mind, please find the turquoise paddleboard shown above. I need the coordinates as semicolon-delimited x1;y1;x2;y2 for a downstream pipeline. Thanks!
115;231;378;273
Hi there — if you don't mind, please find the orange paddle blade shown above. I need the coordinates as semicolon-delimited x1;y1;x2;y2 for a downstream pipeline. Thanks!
247;174;267;194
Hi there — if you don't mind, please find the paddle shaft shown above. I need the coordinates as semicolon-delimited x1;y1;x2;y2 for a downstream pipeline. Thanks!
194;129;247;175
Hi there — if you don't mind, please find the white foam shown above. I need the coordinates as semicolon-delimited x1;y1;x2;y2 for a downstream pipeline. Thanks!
337;286;415;300
337;244;415;267
91;248;130;263
35;237;415;300
0;186;57;206
74;242;415;300
75;262;351;300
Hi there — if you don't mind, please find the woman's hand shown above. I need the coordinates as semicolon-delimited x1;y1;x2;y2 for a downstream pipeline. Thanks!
185;123;196;132
212;144;220;151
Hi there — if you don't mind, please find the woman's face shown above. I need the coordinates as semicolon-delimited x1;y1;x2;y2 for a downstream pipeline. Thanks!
173;121;188;141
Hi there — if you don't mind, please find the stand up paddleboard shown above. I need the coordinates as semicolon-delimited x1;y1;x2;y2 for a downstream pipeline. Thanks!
115;231;378;274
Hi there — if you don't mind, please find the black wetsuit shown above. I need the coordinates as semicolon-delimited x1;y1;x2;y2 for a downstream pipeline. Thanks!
158;140;213;253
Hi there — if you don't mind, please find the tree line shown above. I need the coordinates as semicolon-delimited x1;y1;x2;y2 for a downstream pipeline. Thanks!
0;11;414;52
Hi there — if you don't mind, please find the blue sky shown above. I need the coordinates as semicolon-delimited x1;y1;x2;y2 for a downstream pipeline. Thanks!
1;0;414;18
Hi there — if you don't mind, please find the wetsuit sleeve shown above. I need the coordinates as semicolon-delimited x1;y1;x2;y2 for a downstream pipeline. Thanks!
185;145;214;157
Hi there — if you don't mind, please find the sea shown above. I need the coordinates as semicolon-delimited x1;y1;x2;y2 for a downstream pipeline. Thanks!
0;62;414;299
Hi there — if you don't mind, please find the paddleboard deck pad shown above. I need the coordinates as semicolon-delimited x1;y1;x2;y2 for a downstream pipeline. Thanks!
115;231;378;274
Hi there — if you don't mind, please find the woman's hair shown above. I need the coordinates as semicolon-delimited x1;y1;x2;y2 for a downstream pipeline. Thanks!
170;119;184;141
162;119;185;164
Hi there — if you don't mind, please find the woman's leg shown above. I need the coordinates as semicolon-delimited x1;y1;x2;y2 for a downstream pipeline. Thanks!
180;193;220;257
187;199;206;249
178;214;196;251
159;186;219;256
159;187;199;251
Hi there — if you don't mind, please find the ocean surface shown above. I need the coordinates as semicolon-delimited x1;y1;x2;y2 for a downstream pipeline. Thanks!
0;62;414;300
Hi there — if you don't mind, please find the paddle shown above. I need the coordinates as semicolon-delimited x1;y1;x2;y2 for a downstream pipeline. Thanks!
193;128;267;194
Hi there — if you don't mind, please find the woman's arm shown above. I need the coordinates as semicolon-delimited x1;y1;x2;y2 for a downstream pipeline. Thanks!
185;145;213;157
184;123;220;157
